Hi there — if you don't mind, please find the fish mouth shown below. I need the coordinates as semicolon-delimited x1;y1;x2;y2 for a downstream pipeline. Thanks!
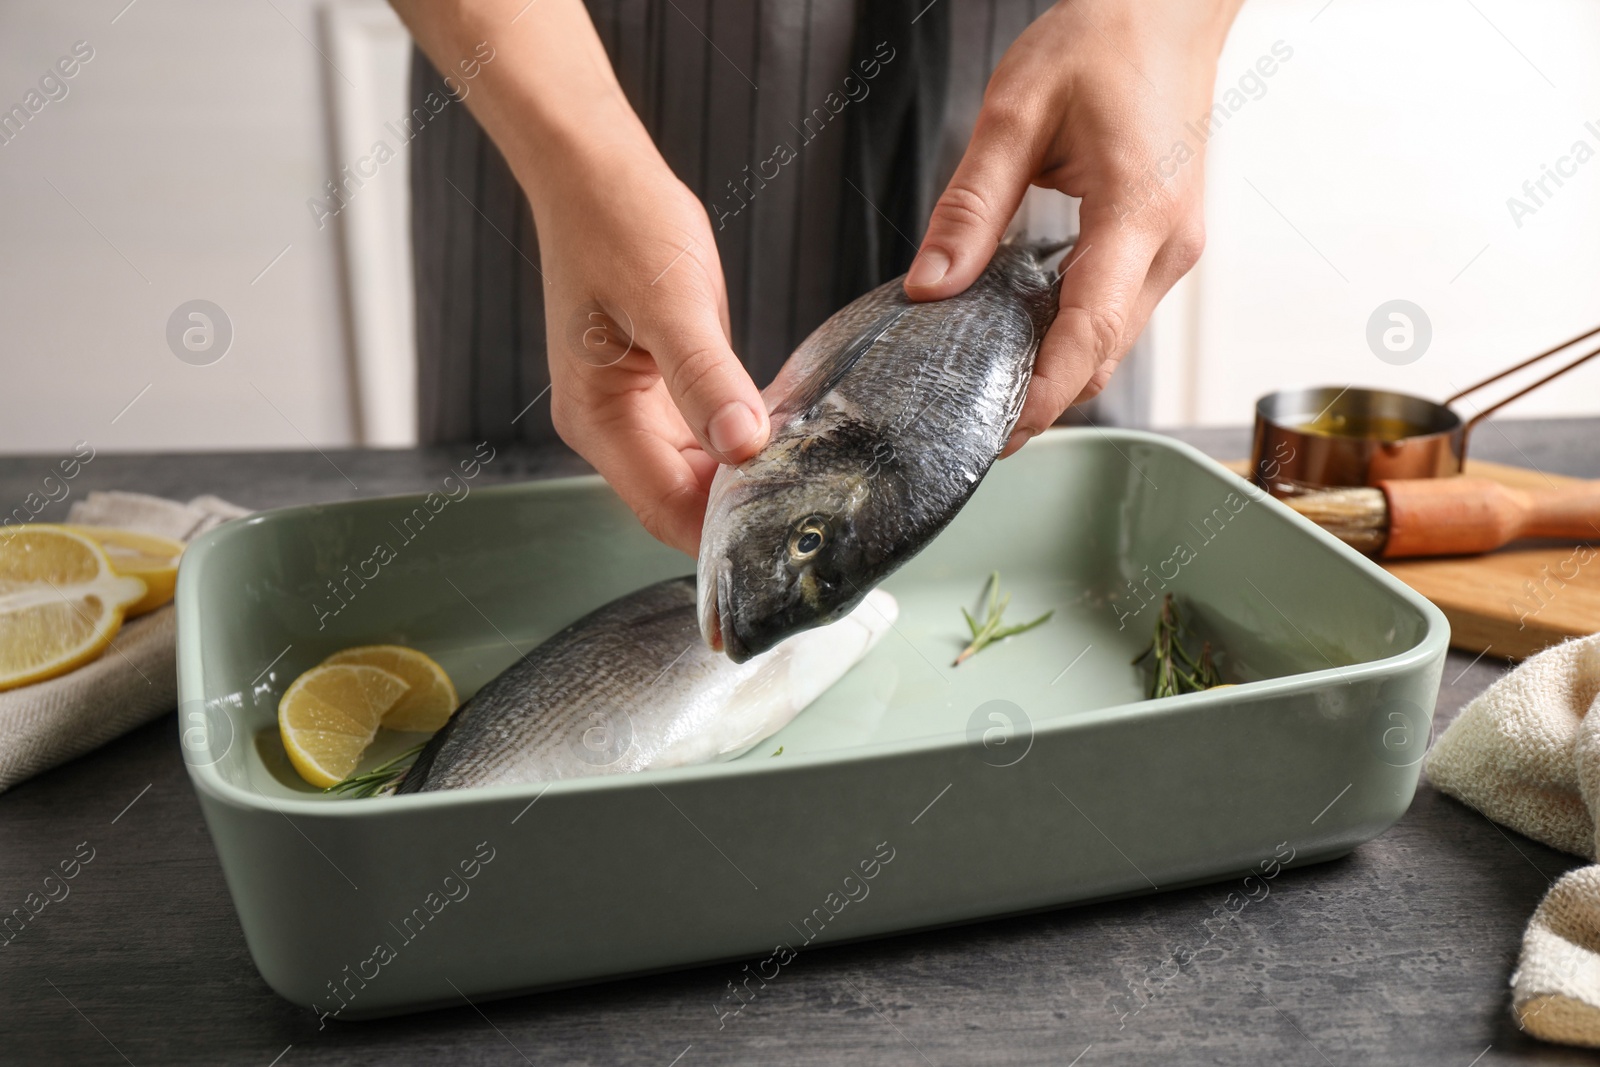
697;559;749;661
716;567;754;663
697;562;724;653
705;604;723;652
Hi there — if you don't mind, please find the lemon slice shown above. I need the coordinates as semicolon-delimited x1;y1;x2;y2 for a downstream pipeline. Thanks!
321;645;459;732
277;664;411;787
0;525;147;691
64;526;184;617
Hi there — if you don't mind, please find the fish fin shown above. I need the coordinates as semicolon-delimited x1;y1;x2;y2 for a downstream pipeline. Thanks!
393;727;446;794
706;591;897;762
1002;233;1078;260
771;304;910;420
709;653;801;759
1030;234;1078;260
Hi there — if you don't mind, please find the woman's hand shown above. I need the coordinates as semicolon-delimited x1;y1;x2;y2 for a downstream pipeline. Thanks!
905;0;1245;454
393;0;767;556
530;142;768;555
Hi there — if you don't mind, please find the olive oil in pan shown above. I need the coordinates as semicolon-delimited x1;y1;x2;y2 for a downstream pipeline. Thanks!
1297;411;1437;442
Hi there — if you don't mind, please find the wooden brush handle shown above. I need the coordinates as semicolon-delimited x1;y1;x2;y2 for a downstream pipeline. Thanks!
1381;477;1600;558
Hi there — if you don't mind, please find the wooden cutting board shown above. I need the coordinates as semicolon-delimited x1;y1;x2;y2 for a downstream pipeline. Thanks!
1225;458;1600;660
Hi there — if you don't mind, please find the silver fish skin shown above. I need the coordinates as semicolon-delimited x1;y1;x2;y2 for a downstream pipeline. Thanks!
397;577;895;793
697;240;1068;663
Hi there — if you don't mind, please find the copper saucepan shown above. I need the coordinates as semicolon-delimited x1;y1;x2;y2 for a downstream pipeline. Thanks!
1251;323;1600;496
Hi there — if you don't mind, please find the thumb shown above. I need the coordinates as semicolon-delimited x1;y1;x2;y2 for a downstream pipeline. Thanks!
904;113;1034;300
635;296;769;465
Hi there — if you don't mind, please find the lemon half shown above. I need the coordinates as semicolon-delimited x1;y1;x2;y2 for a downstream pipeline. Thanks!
0;525;147;691
65;525;184;617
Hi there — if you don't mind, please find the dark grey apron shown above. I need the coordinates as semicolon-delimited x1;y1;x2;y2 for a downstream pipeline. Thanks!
410;0;1066;446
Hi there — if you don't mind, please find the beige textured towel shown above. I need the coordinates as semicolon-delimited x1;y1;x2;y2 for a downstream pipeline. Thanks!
1425;632;1600;1047
0;492;248;793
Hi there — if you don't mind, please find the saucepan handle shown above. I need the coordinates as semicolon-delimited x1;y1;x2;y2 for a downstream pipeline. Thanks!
1445;324;1600;442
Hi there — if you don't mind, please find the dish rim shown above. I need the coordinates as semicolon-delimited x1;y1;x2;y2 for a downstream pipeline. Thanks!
176;428;1450;815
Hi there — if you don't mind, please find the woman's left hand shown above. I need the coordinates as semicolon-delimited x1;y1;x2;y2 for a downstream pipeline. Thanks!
905;0;1246;452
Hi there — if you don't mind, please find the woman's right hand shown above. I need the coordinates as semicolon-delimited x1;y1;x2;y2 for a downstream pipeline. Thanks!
525;137;769;556
392;0;768;557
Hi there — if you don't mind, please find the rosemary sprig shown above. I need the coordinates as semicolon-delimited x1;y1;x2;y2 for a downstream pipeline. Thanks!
324;743;425;798
954;571;1054;666
1132;594;1224;698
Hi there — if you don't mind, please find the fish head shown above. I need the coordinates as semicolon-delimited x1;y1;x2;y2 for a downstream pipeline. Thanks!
697;447;881;663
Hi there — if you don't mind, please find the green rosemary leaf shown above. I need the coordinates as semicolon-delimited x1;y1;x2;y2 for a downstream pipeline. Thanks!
1138;593;1229;699
954;574;1051;666
325;742;425;798
991;610;1054;641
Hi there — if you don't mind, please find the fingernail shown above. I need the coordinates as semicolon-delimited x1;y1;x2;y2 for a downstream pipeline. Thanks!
905;247;950;288
707;401;760;457
1004;428;1035;455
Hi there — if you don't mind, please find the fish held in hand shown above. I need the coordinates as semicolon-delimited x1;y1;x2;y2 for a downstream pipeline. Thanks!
397;577;895;793
698;240;1069;663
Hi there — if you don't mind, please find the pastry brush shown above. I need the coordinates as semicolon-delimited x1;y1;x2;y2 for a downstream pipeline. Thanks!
1285;477;1600;558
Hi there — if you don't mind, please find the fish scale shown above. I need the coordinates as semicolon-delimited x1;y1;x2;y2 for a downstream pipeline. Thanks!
698;239;1068;662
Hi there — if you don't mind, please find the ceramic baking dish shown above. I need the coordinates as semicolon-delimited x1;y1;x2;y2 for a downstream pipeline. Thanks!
176;429;1449;1020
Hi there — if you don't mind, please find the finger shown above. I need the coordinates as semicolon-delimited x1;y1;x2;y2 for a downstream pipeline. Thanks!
633;277;769;467
555;378;718;555
1062;224;1205;410
1001;213;1163;455
1062;282;1160;410
904;104;1035;300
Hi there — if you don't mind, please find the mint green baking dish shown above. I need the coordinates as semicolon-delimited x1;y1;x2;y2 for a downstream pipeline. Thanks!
176;429;1448;1020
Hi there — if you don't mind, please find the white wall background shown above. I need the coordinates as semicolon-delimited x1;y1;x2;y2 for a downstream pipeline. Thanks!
1;0;1596;455
1148;0;1600;427
0;0;365;455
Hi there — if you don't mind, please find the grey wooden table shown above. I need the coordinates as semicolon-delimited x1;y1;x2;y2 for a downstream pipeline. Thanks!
1;420;1595;1067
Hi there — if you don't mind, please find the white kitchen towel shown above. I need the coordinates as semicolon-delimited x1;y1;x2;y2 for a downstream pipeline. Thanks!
0;492;249;793
1424;632;1600;1046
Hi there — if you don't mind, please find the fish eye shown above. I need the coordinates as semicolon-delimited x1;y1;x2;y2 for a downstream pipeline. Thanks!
788;518;828;561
